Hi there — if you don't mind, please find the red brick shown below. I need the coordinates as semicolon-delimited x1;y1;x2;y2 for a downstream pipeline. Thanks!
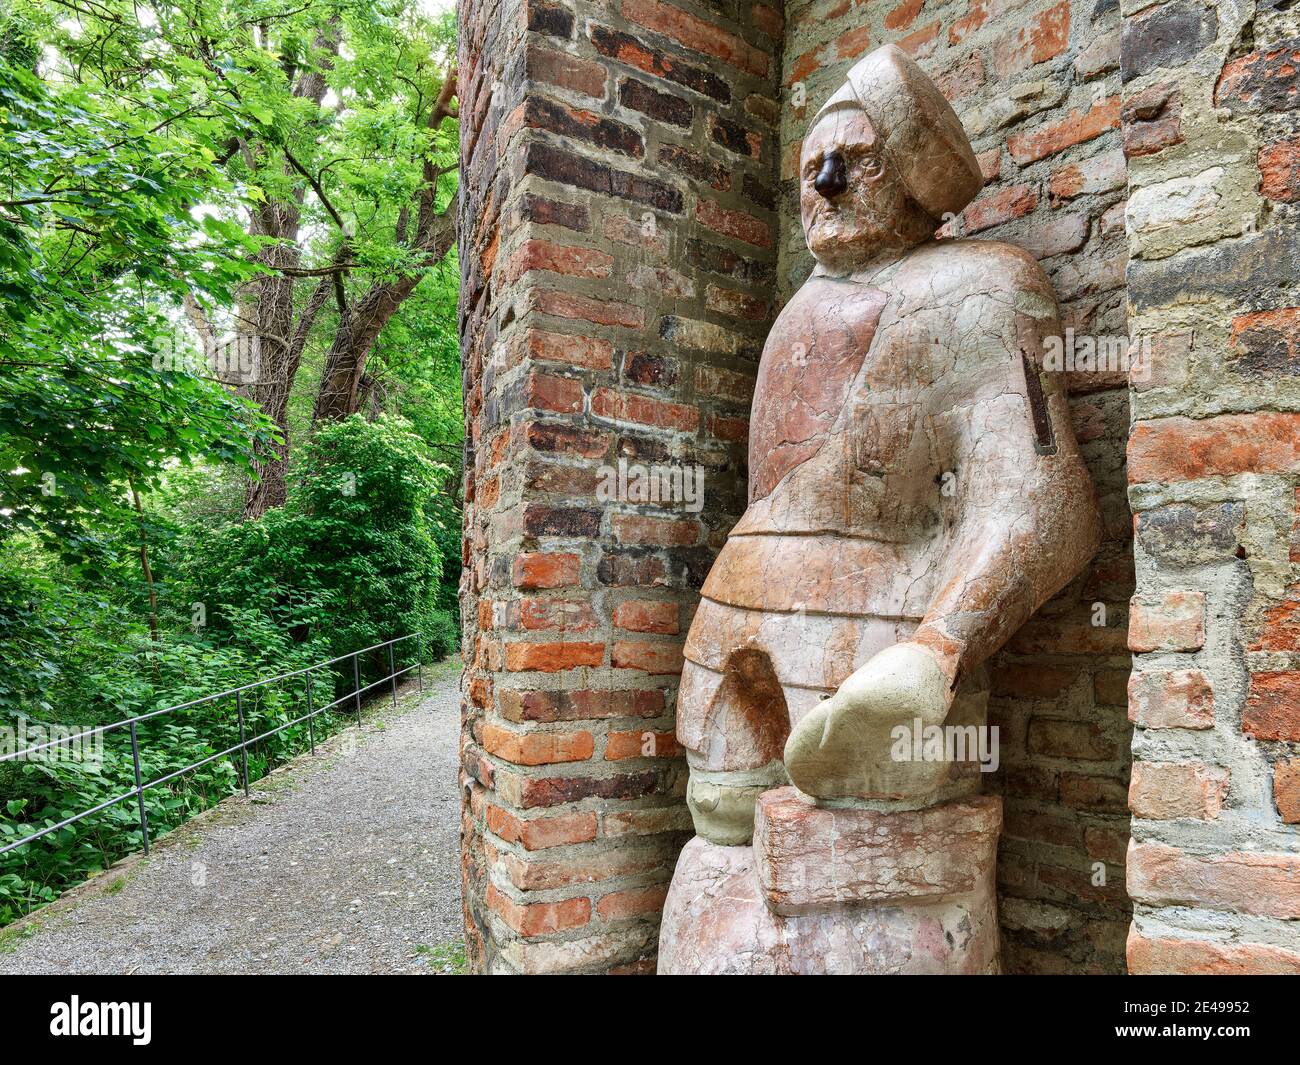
524;371;583;413
884;0;923;31
603;806;693;836
1129;413;1300;483
612;513;700;546
531;289;645;329
694;364;755;402
498;687;665;722
695;197;772;248
1130;761;1228;821
1004;808;1082;847
503;641;604;673
708;412;749;441
1084;825;1128;865
612;639;685;675
992;0;1068;77
1093;669;1129;707
622;0;769;77
509;598;598;633
524;420;611;459
511;97;644;158
605;729;682;760
1128;928;1300;975
1006;616;1130;656
486;884;591;936
502;843;673;889
1243;672;1300;741
751;2;783;40
1273;758;1300;823
1215;42;1300;113
592;387;700;431
1128;669;1214;729
596;883;669;920
1127;841;1300;920
483;723;596;764
1128;591;1205;653
1048;148;1127;203
1259;135;1300;202
1121;82;1182;158
1026;718;1117;761
705;283;768;321
962;184;1038;233
1247;581;1300;652
935;51;987;103
516;769;663;808
837;23;873;61
603;212;669;258
613;599;679;634
897;20;940;57
786;43;824;88
512;551;581;589
486;804;599;849
1059;772;1129;813
949;0;991;44
525;45;607;99
1231;308;1300;376
520;327;614;371
1008;97;1120;165
524;461;596;496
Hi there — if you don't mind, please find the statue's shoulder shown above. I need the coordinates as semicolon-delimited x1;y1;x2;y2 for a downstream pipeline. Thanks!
895;239;1054;303
777;271;888;328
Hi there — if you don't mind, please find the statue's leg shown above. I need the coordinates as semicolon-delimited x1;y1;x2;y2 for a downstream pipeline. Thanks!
678;648;789;845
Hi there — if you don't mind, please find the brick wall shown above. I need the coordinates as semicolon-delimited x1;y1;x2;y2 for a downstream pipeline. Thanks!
1121;0;1300;973
457;0;783;973
778;0;1135;973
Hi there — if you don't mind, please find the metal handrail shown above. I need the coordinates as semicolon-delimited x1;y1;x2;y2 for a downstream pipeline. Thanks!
0;634;423;859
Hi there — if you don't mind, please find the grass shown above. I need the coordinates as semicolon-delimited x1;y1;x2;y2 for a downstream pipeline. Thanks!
415;939;467;974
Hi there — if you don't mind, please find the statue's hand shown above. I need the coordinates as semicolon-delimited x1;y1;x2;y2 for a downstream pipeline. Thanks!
783;641;954;798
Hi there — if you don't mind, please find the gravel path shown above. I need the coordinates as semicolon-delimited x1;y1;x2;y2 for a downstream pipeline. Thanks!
0;661;464;975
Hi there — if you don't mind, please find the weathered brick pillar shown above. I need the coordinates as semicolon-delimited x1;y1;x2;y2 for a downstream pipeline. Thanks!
457;0;782;973
1121;3;1300;972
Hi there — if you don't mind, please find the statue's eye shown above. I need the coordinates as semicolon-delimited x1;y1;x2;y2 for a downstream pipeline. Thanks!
858;153;885;179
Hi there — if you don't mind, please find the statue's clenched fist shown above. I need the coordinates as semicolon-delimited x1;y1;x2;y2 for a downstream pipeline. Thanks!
783;642;952;799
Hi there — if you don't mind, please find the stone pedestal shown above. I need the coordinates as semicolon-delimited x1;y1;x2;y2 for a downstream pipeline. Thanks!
658;789;1002;974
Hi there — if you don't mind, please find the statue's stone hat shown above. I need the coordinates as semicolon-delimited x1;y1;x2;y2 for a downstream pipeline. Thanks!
811;44;983;221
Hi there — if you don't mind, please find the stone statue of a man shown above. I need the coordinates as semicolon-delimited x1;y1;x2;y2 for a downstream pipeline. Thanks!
659;44;1102;974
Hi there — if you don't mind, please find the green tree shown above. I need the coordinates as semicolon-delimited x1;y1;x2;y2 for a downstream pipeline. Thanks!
16;0;459;517
0;31;272;574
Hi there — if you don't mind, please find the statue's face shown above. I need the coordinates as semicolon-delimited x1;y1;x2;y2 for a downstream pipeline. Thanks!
800;106;915;271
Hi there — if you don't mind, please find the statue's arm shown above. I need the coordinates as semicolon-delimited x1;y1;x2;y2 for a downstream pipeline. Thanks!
908;283;1102;693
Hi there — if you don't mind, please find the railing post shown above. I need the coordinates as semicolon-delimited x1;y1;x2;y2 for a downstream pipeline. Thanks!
388;642;398;708
306;671;316;755
236;690;250;797
353;652;363;729
129;721;149;855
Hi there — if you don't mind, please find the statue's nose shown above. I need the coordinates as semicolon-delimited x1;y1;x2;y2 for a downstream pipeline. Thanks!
814;151;848;198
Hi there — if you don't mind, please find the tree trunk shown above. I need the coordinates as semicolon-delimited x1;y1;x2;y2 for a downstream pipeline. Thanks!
241;219;302;519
